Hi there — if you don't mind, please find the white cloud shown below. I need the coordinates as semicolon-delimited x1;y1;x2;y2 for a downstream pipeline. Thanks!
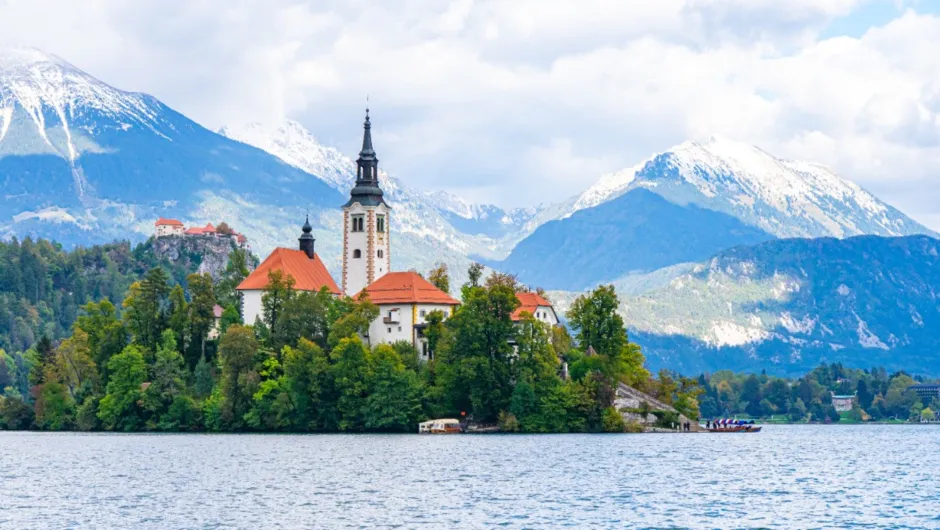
1;0;939;228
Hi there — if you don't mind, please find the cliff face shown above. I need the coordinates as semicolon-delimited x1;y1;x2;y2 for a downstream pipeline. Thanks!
145;235;251;280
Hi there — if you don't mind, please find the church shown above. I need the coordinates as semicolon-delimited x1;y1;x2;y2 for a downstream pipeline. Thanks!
236;110;459;355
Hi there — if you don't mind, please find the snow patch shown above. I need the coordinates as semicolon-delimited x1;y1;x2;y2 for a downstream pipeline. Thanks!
708;321;769;347
855;314;889;350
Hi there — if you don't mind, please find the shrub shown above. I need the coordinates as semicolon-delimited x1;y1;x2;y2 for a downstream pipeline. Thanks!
602;406;626;433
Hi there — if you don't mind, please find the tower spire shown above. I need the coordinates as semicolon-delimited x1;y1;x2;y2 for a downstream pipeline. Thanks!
344;107;386;207
299;214;315;259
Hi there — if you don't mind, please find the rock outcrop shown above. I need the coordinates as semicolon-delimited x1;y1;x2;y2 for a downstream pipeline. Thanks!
614;383;700;431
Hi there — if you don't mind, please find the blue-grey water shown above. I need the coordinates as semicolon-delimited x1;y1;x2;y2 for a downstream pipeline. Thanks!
1;425;938;529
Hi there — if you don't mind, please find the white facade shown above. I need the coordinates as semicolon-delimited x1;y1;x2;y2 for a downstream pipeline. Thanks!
342;202;391;297
241;289;264;325
531;305;559;326
367;303;455;361
156;223;184;237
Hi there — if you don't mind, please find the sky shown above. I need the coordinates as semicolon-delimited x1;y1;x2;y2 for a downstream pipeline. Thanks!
1;0;940;229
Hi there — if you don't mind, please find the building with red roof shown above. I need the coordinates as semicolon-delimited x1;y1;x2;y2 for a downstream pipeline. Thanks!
154;218;184;236
359;271;459;360
511;292;559;326
236;218;340;325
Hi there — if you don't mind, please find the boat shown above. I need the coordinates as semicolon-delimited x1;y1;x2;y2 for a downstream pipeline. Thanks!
704;418;762;433
418;418;463;434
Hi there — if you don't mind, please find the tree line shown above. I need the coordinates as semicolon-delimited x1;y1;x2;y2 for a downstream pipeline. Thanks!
697;363;939;423
0;248;701;432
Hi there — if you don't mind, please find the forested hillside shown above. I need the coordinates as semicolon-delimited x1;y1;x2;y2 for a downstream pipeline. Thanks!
0;236;248;353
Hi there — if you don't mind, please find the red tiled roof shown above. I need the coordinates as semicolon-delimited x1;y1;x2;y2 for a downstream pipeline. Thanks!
511;292;554;321
155;217;183;226
184;227;205;235
236;248;340;294
359;272;460;305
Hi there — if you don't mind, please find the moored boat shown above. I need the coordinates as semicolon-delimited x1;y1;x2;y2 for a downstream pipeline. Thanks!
704;418;761;433
418;418;463;434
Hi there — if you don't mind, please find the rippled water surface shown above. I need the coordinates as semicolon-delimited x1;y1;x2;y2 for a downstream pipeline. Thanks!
1;426;939;529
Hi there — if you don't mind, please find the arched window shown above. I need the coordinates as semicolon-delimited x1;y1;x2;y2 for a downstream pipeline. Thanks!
353;249;361;259
377;249;384;258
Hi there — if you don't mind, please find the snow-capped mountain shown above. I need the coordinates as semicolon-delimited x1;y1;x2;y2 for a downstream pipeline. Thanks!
566;135;932;239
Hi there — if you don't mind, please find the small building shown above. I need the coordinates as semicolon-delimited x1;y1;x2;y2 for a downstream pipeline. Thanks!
909;384;940;404
155;218;184;237
511;292;559;326
359;271;459;360
208;304;224;339
185;223;217;236
236;219;341;325
830;392;856;412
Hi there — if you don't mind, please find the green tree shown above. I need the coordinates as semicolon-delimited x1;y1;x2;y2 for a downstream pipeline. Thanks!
435;281;518;422
123;267;171;351
97;345;148;431
34;382;74;430
282;338;333;430
365;344;424;431
272;288;333;352
217;325;259;430
245;356;293;431
920;407;935;422
216;248;252;308
187;272;217;369
141;330;189;430
330;337;372;431
74;299;127;381
167;285;189;359
327;296;379;349
261;270;294;333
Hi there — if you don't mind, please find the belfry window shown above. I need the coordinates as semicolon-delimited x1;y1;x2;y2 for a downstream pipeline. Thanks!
376;215;385;233
351;215;364;232
377;249;384;258
353;249;362;259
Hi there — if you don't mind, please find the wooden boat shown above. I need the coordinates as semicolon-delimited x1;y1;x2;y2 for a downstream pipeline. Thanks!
418;419;463;434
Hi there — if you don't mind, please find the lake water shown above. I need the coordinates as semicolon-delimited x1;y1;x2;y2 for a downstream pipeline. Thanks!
1;425;938;529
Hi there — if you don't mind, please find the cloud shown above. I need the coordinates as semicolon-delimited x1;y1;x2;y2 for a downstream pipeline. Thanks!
1;0;940;229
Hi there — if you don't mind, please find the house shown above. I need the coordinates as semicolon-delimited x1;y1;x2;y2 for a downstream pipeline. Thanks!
208;304;224;339
511;292;559;326
909;384;940;404
154;218;184;236
184;223;217;236
359;271;459;360
236;218;341;325
830;392;856;412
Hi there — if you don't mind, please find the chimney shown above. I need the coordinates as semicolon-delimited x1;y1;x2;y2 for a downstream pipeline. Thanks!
299;216;315;259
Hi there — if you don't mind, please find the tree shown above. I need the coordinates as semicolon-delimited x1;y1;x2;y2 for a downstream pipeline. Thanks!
282;339;333;430
920;407;935;422
742;374;763;417
427;262;450;294
167;285;189;360
141;330;189;430
466;262;484;288
566;285;649;386
551;325;573;359
216;222;234;235
217;325;260;430
261;270;294;333
97;345;148;431
424;310;446;361
34;382;74;430
327;296;379;349
74;299;127;381
435;282;518;422
245;356;293;431
187;272;217;368
330;337;372;431
272;288;333;352
123;267;171;351
513;315;559;385
193;354;215;399
216;248;252;308
365;345;424;431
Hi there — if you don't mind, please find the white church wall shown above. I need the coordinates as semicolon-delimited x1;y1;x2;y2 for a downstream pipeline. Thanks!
241;290;263;325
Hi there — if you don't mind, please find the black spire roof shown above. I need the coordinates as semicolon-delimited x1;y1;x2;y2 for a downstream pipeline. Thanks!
299;215;316;258
344;108;388;208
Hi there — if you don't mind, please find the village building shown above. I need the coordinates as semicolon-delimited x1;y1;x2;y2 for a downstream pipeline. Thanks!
342;109;391;298
154;218;184;236
909;383;940;404
830;392;856;412
359;271;459;359
236;218;341;324
208;304;224;340
511;292;559;326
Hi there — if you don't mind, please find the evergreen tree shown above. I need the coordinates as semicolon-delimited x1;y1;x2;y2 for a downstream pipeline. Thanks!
97;345;148;431
330;337;371;431
365;345;423;431
217;325;259;430
186;272;216;368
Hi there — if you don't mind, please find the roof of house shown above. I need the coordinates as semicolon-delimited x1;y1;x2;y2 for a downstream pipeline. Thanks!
213;304;224;318
183;223;218;235
236;248;341;294
359;271;460;305
511;292;555;321
155;217;183;226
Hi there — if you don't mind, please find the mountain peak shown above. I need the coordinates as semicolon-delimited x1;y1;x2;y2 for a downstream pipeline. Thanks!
0;46;74;73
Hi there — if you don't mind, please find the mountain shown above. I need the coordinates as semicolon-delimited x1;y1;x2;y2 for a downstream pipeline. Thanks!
498;135;935;289
568;135;932;239
559;235;940;376
0;46;344;251
498;188;775;290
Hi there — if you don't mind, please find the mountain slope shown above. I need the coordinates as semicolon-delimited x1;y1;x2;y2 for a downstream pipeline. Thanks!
568;136;933;239
599;235;940;376
0;47;344;249
498;188;775;290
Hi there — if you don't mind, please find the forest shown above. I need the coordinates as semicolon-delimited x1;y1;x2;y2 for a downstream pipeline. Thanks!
697;364;939;423
0;239;701;433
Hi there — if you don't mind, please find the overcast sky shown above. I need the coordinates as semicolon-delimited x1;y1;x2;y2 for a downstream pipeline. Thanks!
2;0;940;229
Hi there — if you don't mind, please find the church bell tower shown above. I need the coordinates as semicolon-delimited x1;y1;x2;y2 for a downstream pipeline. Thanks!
342;108;391;297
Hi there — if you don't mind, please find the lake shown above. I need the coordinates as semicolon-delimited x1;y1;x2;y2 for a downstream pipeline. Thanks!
1;425;938;529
